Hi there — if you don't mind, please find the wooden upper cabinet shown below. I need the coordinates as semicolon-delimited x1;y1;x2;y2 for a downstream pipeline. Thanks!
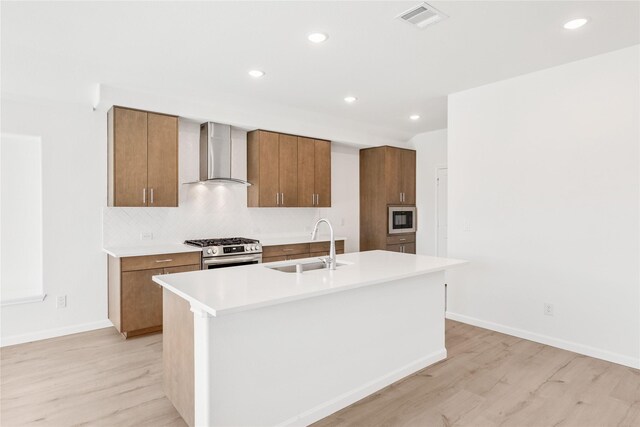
297;137;331;207
108;106;178;207
400;149;416;205
147;113;178;207
383;146;415;205
278;134;298;207
259;131;280;207
248;130;331;208
297;137;316;207
385;147;402;205
111;107;148;207
314;139;331;207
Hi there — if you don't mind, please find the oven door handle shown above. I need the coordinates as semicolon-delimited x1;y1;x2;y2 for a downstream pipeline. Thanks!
202;255;261;265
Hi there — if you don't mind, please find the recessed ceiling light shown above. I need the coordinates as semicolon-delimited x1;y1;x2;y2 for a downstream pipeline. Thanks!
248;70;265;78
409;114;420;120
308;32;328;43
563;18;588;30
344;96;357;103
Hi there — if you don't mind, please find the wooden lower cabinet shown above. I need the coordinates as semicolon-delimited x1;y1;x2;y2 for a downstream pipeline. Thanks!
121;268;164;333
108;252;200;338
262;240;345;263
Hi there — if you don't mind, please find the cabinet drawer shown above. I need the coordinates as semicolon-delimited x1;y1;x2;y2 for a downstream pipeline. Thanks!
262;243;310;258
309;240;344;254
386;234;415;245
121;252;201;272
386;243;415;254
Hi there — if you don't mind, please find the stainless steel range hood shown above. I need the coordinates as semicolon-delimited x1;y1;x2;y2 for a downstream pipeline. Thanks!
197;122;250;186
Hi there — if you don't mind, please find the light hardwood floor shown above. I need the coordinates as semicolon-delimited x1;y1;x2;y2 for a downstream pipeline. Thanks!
2;321;638;426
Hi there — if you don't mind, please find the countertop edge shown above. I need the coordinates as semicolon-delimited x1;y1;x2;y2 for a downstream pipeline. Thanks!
153;254;468;318
103;244;202;258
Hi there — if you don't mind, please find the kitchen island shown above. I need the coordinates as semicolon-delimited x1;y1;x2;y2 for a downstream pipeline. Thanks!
153;250;467;427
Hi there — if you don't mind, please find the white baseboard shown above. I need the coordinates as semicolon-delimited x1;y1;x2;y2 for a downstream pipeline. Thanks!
446;311;639;369
279;348;447;427
0;319;114;347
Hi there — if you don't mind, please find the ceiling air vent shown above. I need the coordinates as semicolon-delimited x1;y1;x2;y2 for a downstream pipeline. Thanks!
397;2;448;29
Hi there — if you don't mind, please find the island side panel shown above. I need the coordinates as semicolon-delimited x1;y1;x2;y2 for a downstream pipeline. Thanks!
163;289;195;427
201;272;446;426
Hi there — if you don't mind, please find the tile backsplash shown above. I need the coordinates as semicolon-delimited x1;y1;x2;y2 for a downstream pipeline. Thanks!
103;184;321;247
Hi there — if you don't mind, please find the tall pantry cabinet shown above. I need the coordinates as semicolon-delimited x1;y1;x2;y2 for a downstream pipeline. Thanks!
360;146;417;253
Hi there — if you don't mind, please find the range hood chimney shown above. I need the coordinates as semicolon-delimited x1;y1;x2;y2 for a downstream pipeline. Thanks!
198;122;250;185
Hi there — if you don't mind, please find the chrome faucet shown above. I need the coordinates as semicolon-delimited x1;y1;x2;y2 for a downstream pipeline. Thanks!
311;218;336;270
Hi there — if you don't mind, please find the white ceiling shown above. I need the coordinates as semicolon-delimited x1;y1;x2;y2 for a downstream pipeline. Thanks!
2;1;639;141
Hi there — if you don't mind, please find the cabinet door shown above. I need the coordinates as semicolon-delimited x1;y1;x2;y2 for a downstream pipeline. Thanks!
147;113;178;207
404;242;416;254
401;149;416;205
114;107;148;207
314;139;331;207
386;244;403;253
259;131;280;207
385;147;402;205
279;134;298;207
297;137;315;207
121;268;164;332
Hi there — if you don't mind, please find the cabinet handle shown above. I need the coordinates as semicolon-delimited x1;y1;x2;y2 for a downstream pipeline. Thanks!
312;194;315;206
150;188;154;205
155;259;173;263
400;238;406;241
281;193;284;206
283;249;294;252
143;188;146;204
316;194;319;206
401;245;405;253
276;192;280;205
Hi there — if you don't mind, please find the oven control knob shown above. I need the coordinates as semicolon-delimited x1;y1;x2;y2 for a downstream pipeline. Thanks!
212;248;218;254
206;249;213;255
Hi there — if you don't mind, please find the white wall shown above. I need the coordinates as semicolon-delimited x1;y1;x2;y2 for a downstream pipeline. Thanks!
447;45;640;368
1;96;110;345
410;129;447;256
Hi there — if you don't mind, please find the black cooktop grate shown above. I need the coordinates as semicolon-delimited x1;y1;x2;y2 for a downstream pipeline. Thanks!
184;237;259;247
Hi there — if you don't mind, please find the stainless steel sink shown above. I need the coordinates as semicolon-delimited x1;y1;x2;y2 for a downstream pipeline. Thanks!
267;260;347;273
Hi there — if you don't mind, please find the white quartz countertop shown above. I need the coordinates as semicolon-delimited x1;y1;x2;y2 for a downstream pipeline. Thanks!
103;236;346;258
153;250;467;317
103;244;202;258
259;235;347;246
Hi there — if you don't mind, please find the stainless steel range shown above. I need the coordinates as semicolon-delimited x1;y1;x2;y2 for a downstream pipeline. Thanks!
184;237;262;270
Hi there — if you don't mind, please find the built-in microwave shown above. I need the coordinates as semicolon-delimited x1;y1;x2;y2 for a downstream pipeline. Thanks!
388;206;417;234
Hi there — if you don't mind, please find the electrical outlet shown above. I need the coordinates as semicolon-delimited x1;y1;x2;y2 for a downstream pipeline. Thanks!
544;303;554;316
140;232;154;241
56;295;67;309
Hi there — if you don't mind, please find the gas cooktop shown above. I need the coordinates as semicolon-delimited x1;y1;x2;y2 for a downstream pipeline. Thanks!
184;237;262;258
184;237;259;247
